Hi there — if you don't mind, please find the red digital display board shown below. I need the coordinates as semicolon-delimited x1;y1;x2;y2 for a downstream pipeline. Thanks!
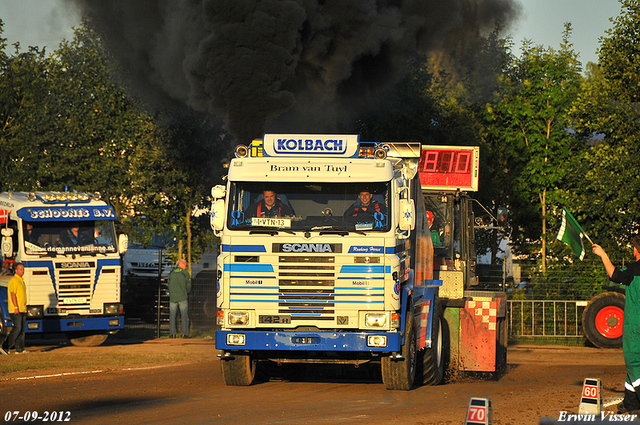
418;145;479;191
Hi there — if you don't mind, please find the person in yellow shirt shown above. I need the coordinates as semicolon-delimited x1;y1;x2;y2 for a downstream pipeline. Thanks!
7;263;26;354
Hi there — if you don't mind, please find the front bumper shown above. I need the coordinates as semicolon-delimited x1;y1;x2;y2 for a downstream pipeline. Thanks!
25;316;124;333
216;330;401;352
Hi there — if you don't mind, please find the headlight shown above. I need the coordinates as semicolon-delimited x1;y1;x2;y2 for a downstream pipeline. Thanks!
367;335;387;347
104;303;123;315
228;311;249;326
227;333;246;346
365;313;387;328
27;305;43;318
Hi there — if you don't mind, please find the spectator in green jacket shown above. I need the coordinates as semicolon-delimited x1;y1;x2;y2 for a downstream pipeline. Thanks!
168;259;191;338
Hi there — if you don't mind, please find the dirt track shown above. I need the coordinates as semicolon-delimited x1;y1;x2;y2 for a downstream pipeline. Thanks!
1;340;632;424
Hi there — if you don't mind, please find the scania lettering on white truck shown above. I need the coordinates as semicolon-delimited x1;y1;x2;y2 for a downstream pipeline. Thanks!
0;190;128;347
210;134;507;389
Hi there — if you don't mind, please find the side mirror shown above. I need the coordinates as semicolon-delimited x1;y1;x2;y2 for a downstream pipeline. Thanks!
1;235;12;258
398;199;415;231
211;185;226;199
118;234;129;255
211;199;225;235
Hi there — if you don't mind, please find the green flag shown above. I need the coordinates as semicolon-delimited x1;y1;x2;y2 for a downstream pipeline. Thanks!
556;207;586;260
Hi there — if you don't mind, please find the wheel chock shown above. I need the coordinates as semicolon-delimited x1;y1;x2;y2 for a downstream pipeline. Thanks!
578;378;602;415
465;397;492;425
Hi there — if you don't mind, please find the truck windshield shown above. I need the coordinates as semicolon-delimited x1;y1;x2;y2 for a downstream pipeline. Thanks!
23;220;118;255
227;181;391;232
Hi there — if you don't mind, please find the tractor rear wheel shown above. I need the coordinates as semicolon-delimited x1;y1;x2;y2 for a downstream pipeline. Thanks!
582;291;625;349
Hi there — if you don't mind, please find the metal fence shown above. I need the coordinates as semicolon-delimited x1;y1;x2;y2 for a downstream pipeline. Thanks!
117;271;591;344
507;299;589;343
119;273;217;340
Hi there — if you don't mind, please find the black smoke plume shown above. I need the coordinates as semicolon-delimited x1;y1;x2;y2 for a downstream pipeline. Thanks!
70;0;520;143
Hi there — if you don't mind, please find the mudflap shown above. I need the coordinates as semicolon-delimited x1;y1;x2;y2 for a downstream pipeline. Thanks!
412;282;441;351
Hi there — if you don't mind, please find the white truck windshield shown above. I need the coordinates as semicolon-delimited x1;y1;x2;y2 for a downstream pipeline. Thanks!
23;220;117;255
227;182;391;232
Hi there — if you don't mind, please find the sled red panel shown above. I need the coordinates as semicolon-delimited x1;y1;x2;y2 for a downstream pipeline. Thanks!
460;300;497;372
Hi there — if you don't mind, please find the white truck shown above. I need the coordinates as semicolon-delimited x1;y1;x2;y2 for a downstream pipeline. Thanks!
0;190;128;347
210;134;506;389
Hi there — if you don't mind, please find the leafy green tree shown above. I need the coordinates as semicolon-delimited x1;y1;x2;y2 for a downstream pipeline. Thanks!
0;21;226;267
568;0;640;263
126;110;228;271
484;24;584;272
0;22;53;187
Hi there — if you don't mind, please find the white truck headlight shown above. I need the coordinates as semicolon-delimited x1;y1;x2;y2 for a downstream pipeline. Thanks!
27;305;43;318
367;335;387;347
227;333;246;346
365;313;387;328
104;303;123;315
228;311;249;326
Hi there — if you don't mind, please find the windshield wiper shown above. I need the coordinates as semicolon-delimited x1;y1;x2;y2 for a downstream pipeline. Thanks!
311;226;365;236
248;228;296;235
249;229;279;235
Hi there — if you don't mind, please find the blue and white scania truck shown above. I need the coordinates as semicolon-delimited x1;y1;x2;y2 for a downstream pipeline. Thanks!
210;134;506;390
0;190;128;347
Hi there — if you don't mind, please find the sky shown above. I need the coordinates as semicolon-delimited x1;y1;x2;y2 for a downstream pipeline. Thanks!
0;0;625;68
510;0;623;66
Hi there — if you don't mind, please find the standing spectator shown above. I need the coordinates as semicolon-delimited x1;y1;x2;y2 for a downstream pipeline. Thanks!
593;236;640;414
6;262;27;354
168;259;191;338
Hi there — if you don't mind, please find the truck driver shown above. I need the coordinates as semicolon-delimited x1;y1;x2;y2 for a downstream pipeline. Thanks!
245;190;294;218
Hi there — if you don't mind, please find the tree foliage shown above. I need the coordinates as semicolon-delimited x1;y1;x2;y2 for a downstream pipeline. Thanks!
484;24;585;271
568;0;640;264
4;3;640;292
0;21;226;267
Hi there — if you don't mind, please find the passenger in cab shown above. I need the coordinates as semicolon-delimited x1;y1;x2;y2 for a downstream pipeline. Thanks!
344;190;387;222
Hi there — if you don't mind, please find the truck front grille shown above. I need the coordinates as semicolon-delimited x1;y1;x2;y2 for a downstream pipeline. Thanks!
278;256;335;321
58;269;92;311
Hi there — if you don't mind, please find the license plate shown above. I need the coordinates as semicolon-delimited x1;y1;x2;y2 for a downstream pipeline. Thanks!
62;298;88;304
259;315;291;324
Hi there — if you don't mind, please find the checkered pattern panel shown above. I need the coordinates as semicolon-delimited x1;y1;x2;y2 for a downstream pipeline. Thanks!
466;300;497;331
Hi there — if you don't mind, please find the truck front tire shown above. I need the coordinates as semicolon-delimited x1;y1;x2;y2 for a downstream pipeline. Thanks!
221;353;257;386
381;314;417;390
418;302;445;385
67;333;109;347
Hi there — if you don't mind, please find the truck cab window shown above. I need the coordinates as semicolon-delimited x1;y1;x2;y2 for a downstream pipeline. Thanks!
228;182;390;232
